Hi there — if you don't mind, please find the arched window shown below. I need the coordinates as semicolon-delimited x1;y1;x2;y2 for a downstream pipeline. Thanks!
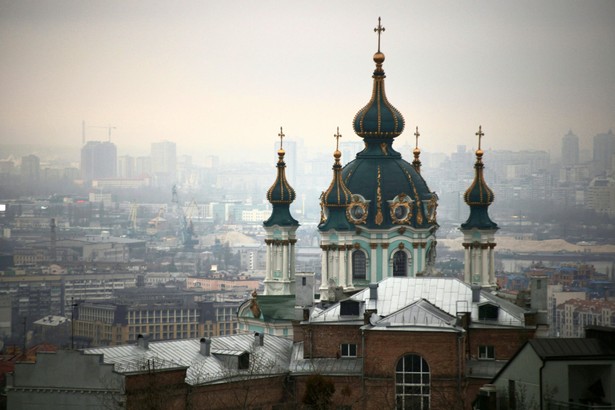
352;250;367;280
396;354;430;409
393;251;407;277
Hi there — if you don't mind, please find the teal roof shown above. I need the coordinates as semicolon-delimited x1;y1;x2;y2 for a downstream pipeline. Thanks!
353;52;405;139
461;150;498;230
319;149;354;231
264;148;298;227
335;46;434;230
342;143;434;229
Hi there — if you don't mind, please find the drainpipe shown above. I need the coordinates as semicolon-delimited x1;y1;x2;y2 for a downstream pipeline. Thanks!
539;360;545;410
361;328;366;410
457;330;463;400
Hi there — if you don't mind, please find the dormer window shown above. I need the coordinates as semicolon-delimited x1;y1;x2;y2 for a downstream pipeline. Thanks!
340;300;361;316
478;303;499;320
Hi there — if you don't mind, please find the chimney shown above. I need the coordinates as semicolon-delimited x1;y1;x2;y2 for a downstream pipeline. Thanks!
471;285;481;303
200;337;211;356
253;332;264;348
368;283;379;301
137;334;149;350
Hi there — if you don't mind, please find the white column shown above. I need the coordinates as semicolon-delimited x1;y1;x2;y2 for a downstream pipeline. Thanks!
339;246;347;288
370;245;378;283
482;245;489;286
320;247;328;291
413;244;419;276
282;243;289;280
265;242;271;281
464;244;471;283
290;240;296;280
473;245;480;283
489;244;496;285
347;247;354;288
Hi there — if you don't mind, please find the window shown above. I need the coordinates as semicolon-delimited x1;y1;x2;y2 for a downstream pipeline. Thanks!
396;354;430;410
340;343;357;358
478;303;499;320
352;250;367;280
393;251;407;277
478;345;495;360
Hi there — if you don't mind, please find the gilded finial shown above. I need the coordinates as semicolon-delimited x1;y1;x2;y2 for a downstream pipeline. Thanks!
278;127;285;150
334;127;342;151
414;126;421;150
475;125;484;151
374;17;385;52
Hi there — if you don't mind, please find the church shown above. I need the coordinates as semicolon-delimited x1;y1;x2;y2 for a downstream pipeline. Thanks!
7;19;540;410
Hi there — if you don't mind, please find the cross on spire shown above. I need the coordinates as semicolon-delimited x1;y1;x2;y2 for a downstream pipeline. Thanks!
278;126;285;149
374;17;385;52
334;127;342;151
414;126;421;149
475;125;484;150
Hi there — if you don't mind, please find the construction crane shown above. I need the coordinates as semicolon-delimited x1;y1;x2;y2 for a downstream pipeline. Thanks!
127;202;139;237
172;185;198;250
81;121;117;144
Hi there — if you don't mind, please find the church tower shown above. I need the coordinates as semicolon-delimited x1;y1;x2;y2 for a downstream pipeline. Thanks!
318;18;439;299
263;127;299;295
460;126;498;288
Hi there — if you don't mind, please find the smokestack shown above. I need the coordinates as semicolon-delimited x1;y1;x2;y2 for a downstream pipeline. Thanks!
368;283;379;301
200;337;211;356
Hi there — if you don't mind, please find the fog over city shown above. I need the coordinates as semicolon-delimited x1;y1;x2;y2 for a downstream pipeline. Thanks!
1;0;614;161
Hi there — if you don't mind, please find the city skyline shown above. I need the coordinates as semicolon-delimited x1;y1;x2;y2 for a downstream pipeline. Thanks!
1;1;614;161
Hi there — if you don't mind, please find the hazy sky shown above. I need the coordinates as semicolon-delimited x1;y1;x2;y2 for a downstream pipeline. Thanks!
1;1;614;161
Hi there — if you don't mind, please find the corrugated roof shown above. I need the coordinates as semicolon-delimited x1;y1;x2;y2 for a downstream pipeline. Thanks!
289;342;362;375
310;277;525;327
85;333;293;385
529;338;615;360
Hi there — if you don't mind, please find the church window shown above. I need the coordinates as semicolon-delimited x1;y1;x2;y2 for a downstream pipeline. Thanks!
352;250;367;280
396;354;430;409
393;251;407;277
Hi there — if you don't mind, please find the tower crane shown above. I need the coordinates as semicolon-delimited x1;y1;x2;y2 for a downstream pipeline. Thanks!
172;185;198;250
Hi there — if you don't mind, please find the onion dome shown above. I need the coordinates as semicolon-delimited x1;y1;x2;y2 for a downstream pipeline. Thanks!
461;126;498;230
339;19;435;230
352;41;405;139
318;129;354;231
264;127;298;227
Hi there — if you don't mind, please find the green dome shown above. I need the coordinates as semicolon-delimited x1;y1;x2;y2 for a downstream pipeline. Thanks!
319;149;354;231
461;150;498;230
264;148;298;227
342;142;435;230
353;52;405;139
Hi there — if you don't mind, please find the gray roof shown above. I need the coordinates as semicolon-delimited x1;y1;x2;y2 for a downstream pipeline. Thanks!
289;342;363;376
311;277;526;328
85;333;293;385
371;299;459;331
529;338;615;360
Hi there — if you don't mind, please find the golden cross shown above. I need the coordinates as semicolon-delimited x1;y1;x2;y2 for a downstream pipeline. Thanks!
374;17;385;52
334;127;342;151
278;126;285;149
414;126;420;149
475;125;484;150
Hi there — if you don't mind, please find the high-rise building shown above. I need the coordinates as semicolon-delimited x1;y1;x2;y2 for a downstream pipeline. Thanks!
117;155;135;178
593;129;615;176
20;154;40;184
561;130;579;166
151;140;177;185
80;141;117;181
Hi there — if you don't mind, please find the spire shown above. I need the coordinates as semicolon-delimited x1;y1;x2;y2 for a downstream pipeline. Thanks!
264;127;298;227
461;126;498;230
318;127;354;231
353;17;405;140
412;126;422;173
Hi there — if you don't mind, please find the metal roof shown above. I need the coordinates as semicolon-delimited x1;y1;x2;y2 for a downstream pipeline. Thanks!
85;333;293;385
529;338;615;360
310;277;525;327
289;342;362;376
374;298;459;330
